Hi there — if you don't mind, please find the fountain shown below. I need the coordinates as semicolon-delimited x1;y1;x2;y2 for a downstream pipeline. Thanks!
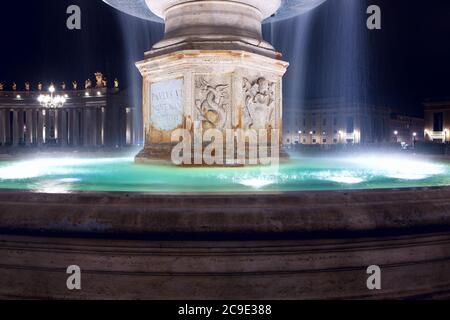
104;0;326;164
1;0;450;300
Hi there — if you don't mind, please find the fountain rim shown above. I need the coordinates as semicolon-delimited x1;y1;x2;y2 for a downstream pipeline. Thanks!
103;0;327;24
1;185;450;238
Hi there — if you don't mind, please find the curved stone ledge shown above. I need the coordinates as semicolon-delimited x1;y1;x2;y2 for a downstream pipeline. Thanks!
1;232;449;299
1;187;450;238
1;187;450;299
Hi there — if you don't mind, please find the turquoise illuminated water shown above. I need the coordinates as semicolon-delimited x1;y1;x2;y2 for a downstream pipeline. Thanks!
0;155;449;193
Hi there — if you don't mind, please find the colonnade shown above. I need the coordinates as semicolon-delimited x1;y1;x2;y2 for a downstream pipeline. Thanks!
0;107;108;147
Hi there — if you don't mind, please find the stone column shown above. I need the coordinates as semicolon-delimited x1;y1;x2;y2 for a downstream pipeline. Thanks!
37;110;45;146
18;110;25;146
83;108;91;147
97;108;105;146
54;109;59;143
32;110;38;146
72;109;80;146
60;109;68;146
91;108;98;147
67;109;72;145
45;110;51;144
25;109;33;145
12;110;19;146
0;110;5;145
5;110;11;145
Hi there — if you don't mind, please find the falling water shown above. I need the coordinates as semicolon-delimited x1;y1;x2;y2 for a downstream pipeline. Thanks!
265;0;371;115
116;13;164;145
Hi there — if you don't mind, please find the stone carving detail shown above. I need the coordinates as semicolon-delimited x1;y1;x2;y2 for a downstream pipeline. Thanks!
195;76;230;130
243;78;276;129
72;81;78;90
0;83;3;91
95;72;104;88
85;79;92;89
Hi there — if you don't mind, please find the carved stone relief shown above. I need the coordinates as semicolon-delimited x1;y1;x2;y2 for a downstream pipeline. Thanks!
194;76;231;130
243;78;276;130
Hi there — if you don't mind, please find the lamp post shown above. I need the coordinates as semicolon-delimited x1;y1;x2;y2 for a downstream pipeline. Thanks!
37;86;66;144
394;130;399;144
413;132;417;149
37;85;66;109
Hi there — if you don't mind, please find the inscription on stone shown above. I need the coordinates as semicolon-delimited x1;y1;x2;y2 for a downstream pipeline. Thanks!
150;79;184;131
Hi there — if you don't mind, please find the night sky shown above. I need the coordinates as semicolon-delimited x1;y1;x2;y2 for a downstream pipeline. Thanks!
0;0;449;117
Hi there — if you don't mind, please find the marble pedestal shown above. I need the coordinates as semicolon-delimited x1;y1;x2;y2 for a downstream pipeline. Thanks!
135;50;288;163
133;0;289;164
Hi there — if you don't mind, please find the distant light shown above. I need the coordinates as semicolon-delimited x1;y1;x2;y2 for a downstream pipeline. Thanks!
394;130;398;135
97;91;101;96
239;178;274;189
49;85;55;93
16;95;21;99
298;131;302;134
316;171;365;184
85;92;90;97
309;131;313;135
347;155;445;180
64;94;69;98
413;132;417;137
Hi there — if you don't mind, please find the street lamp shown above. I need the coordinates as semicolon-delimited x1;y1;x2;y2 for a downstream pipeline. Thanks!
37;85;66;109
394;130;399;143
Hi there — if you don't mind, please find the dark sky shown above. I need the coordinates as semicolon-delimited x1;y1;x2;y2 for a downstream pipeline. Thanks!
0;0;449;117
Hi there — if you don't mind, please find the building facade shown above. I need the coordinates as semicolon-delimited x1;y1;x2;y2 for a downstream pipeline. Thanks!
0;83;139;148
283;99;391;145
424;100;450;143
389;114;424;146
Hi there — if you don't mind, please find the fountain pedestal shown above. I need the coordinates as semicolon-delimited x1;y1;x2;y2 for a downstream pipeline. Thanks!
134;0;289;164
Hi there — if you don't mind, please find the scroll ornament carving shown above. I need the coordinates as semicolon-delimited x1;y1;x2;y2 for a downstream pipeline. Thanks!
195;77;230;130
243;78;276;129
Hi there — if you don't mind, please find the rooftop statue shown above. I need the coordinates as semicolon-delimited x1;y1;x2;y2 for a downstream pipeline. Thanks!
95;72;104;88
85;79;92;89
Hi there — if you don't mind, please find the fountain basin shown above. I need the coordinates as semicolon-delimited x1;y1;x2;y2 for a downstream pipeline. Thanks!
0;156;450;299
0;156;448;193
1;185;450;299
